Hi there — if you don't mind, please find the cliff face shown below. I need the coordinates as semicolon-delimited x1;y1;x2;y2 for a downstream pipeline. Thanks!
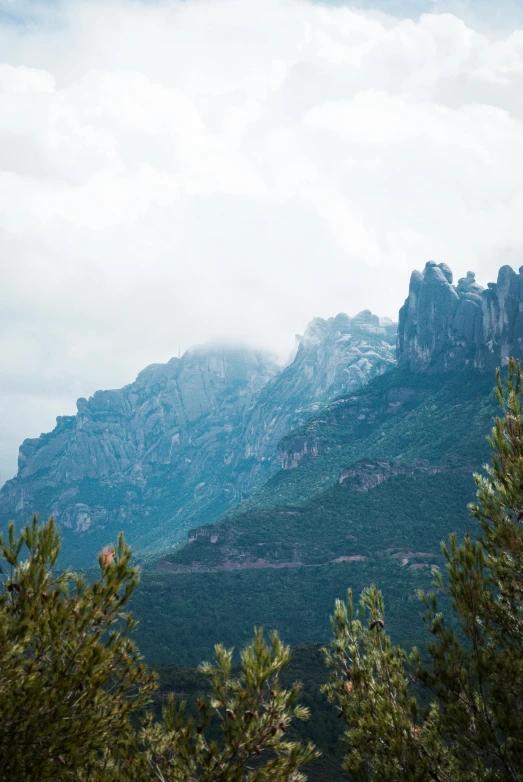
0;347;280;561
242;310;396;468
0;312;396;565
17;347;277;489
397;262;523;372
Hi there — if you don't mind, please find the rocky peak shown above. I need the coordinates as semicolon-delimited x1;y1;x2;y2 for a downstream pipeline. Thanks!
284;310;396;393
244;310;397;467
351;309;379;329
23;345;275;478
397;262;523;372
1;316;397;566
457;271;483;298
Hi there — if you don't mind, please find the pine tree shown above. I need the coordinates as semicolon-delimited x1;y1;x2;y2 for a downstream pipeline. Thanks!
323;585;453;781
0;516;317;780
0;515;156;780
324;358;523;781
139;629;319;781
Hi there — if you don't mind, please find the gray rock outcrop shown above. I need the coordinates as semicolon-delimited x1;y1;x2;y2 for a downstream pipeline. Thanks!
0;346;280;561
397;262;523;372
243;310;397;464
0;312;397;566
339;459;443;492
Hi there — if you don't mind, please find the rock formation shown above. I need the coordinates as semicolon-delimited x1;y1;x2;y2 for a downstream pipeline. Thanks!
338;459;443;492
0;312;396;566
243;310;396;465
0;346;280;562
397;262;523;372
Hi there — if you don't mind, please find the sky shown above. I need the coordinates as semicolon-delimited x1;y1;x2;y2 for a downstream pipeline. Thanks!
2;0;523;482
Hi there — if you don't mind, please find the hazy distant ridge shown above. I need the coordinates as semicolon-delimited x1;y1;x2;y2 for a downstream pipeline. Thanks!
0;310;396;566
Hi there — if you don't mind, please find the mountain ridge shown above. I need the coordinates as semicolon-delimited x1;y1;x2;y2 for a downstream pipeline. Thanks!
0;310;396;566
131;362;496;666
4;259;522;573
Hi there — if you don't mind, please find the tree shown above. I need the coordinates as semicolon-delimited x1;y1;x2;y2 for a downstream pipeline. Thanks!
139;629;319;781
323;585;453;781
324;358;523;781
0;515;156;780
0;516;317;781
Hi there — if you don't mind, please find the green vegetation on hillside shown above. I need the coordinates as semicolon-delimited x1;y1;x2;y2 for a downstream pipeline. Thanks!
133;558;440;666
133;369;495;668
325;360;523;780
3;363;523;779
168;471;475;570
233;368;496;516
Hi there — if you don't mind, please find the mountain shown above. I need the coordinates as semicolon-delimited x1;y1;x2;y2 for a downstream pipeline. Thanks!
0;311;396;566
5;260;519;669
135;364;494;662
1;346;279;564
131;261;519;666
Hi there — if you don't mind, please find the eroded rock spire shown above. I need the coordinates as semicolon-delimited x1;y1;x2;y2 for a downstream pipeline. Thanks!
397;261;523;371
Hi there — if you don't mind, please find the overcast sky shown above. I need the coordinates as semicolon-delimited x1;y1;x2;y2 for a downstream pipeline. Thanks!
1;0;523;482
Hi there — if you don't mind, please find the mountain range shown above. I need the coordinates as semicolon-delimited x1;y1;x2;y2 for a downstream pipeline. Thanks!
0;308;396;566
2;260;523;669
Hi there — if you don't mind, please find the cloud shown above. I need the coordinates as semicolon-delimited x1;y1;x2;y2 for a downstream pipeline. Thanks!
1;0;523;480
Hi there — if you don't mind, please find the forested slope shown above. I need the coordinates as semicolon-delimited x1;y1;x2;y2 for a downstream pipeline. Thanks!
133;367;496;665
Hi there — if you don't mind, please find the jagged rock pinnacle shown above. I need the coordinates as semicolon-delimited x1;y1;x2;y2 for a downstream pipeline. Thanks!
397;262;523;372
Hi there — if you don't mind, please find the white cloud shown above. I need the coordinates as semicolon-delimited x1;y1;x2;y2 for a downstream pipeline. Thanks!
1;0;523;481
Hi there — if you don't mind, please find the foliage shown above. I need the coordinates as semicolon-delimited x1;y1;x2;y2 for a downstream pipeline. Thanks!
230;368;495;519
324;359;523;781
153;644;345;782
323;586;454;780
139;630;319;781
132;470;470;667
133;560;436;668
0;514;156;780
0;516;316;781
